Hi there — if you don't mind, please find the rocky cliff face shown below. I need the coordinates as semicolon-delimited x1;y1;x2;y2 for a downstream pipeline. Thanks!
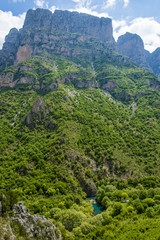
24;9;114;42
117;32;160;78
26;97;48;126
146;48;160;78
0;28;20;71
0;195;61;240
0;8;114;72
12;202;61;240
117;32;150;70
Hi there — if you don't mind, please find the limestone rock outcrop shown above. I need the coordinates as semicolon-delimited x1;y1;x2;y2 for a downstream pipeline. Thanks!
0;202;61;240
26;97;47;126
0;28;20;71
12;202;61;240
117;31;160;78
146;47;160;78
0;8;115;72
24;9;114;42
117;32;150;70
78;175;97;197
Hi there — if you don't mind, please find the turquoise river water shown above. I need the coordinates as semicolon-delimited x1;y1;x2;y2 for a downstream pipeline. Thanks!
87;197;104;214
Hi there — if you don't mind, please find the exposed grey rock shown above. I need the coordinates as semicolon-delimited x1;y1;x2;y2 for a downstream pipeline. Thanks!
26;97;46;125
31;97;46;114
0;8;115;72
74;79;98;88
0;221;15;240
79;175;97;197
145;47;160;78
147;47;160;78
117;32;150;70
145;49;151;63
25;97;58;129
51;10;114;42
23;8;52;32
0;60;60;90
12;202;61;240
0;28;20;70
101;81;117;91
62;73;98;88
23;9;114;42
84;181;97;197
0;70;38;89
0;71;15;88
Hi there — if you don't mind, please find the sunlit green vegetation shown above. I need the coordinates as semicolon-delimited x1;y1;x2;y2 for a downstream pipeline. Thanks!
0;53;160;239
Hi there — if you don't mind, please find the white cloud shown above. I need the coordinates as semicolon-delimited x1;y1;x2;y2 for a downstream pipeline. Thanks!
113;17;160;52
123;0;130;8
12;0;25;2
49;5;57;13
70;0;110;17
0;2;159;54
0;10;25;50
69;7;110;18
104;0;117;9
46;2;49;8
104;0;130;9
70;0;159;52
34;0;45;8
72;0;93;8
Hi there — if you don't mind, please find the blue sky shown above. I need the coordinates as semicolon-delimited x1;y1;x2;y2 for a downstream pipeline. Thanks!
0;0;160;52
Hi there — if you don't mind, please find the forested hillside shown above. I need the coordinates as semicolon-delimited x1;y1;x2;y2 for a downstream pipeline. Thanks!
0;8;160;240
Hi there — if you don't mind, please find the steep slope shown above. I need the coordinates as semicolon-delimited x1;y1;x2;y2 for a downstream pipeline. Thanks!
0;8;114;72
146;47;160;78
1;52;160;101
117;32;160;78
117;32;150;70
1;58;160;237
1;8;160;240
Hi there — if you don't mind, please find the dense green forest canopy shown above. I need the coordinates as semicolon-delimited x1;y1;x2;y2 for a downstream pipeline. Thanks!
0;52;160;239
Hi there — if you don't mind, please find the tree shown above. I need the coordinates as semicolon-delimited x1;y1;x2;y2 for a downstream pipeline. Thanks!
112;203;123;216
146;207;155;218
101;196;111;209
60;210;86;231
143;198;155;207
80;222;96;235
139;190;147;200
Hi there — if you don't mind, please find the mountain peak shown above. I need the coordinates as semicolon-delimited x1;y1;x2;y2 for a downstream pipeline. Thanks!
117;32;150;70
23;8;53;31
23;8;114;42
0;8;114;72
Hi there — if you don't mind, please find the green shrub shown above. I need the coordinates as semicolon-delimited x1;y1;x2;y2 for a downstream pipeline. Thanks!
146;207;155;218
112;202;123;216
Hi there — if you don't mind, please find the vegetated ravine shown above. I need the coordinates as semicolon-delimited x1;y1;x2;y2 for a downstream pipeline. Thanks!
0;8;160;240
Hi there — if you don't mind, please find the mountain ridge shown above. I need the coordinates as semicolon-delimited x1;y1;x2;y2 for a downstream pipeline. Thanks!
1;8;160;240
116;32;160;77
0;8;115;73
1;8;160;78
0;8;160;182
117;32;151;71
